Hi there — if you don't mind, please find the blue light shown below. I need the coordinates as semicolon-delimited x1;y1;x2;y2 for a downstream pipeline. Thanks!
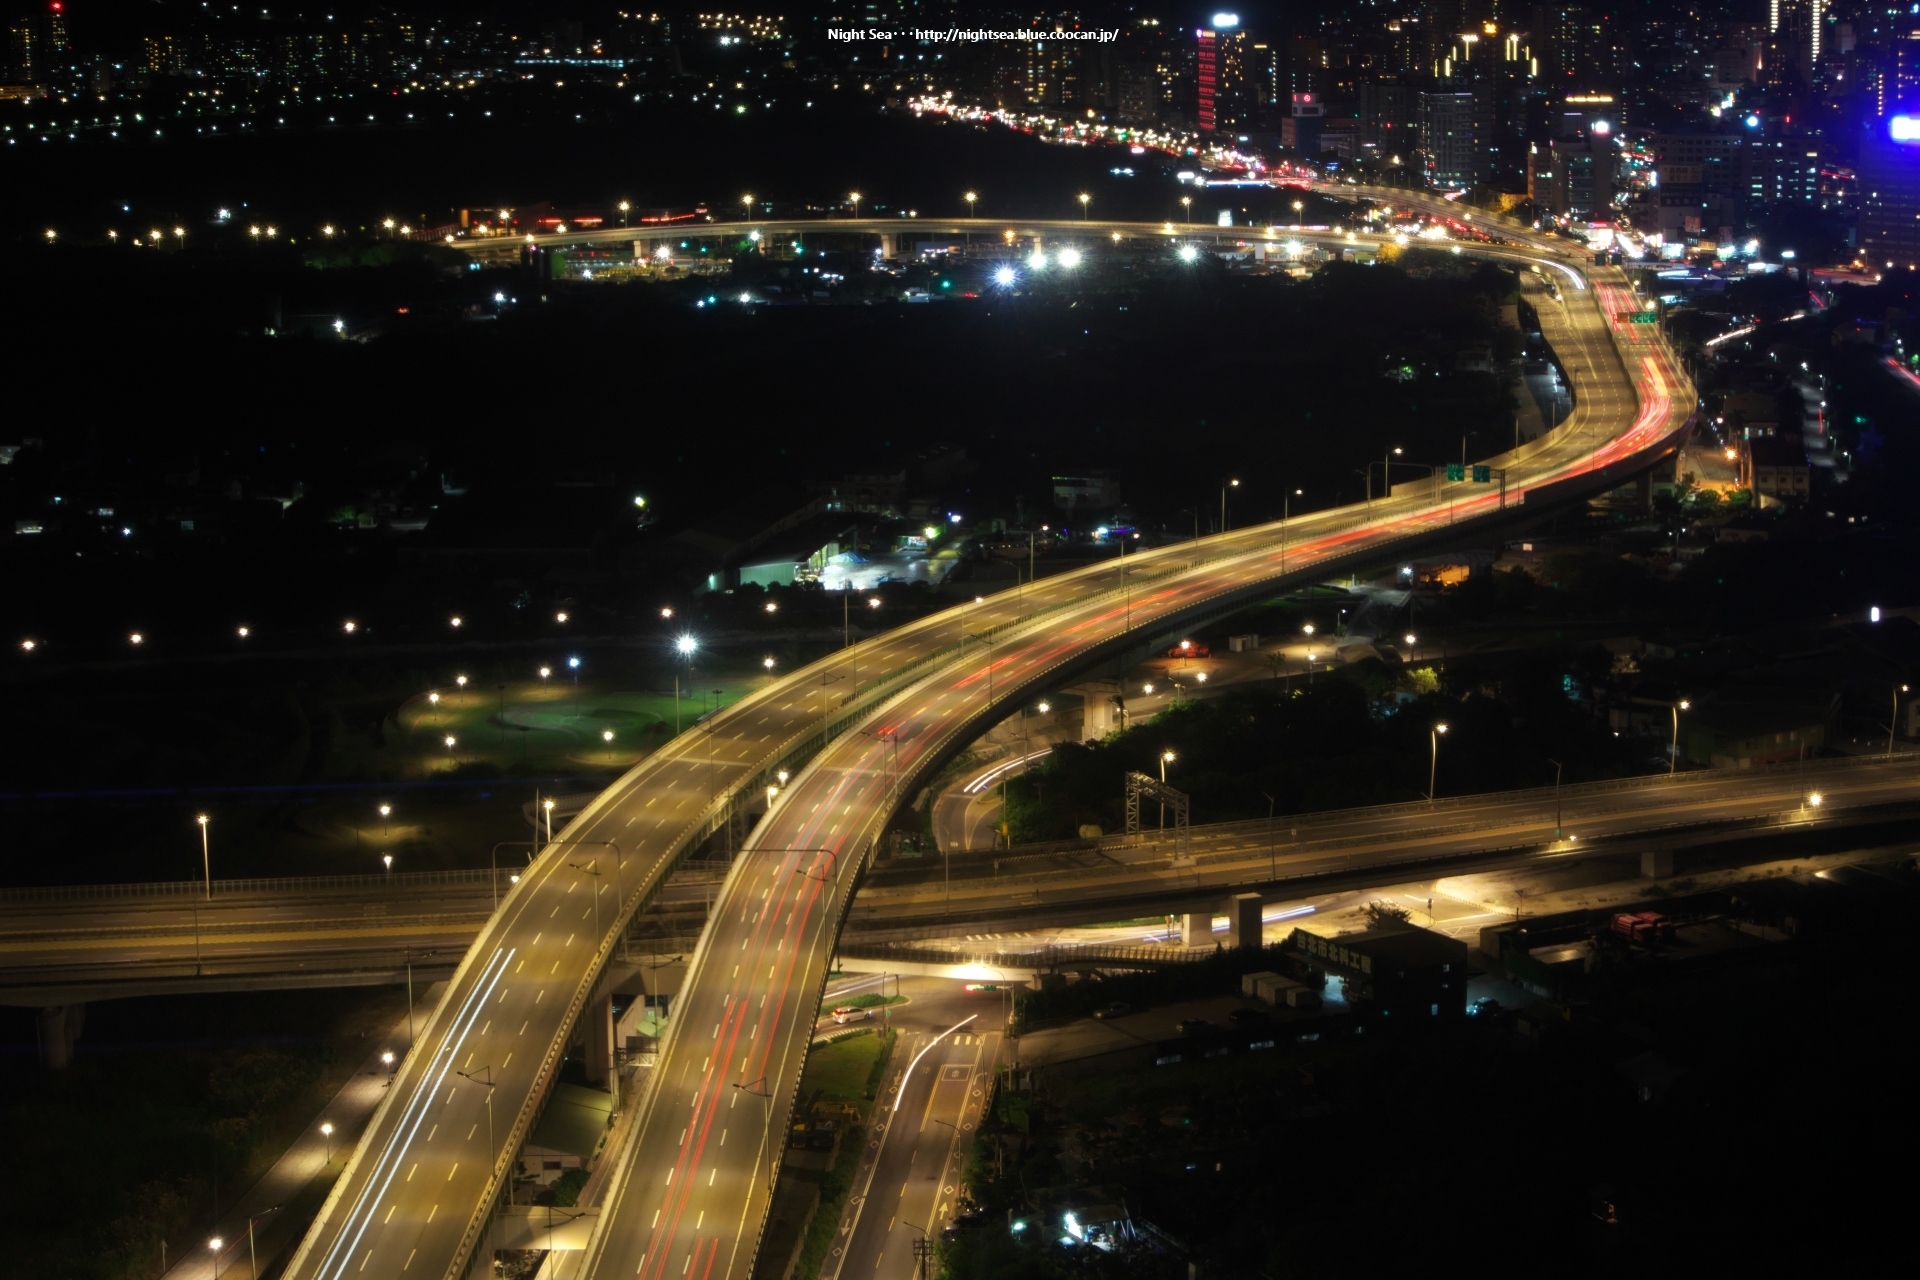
568;656;580;669
1892;115;1920;143
1744;114;1760;129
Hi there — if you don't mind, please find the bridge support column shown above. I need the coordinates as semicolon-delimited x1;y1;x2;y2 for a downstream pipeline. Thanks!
1179;913;1212;948
1227;894;1263;949
37;1003;85;1069
584;989;613;1089
1641;849;1674;879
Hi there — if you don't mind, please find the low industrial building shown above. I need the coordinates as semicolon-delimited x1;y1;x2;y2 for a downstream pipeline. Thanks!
1285;924;1468;1020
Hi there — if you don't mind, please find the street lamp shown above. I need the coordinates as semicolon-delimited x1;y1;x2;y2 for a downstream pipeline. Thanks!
197;815;211;899
964;191;977;218
379;803;391;837
1428;723;1448;802
382;854;393;873
1180;195;1192;224
618;200;631;226
1670;699;1689;775
1220;477;1239;533
741;193;753;219
1078;192;1091;220
848;191;861;219
319;1121;334;1163
208;1237;224;1279
1292;198;1304;228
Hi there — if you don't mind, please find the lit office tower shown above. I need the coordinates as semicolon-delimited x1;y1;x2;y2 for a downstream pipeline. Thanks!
1859;116;1920;270
1197;25;1219;130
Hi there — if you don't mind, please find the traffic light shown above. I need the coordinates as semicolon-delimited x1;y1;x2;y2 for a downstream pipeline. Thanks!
1446;463;1465;482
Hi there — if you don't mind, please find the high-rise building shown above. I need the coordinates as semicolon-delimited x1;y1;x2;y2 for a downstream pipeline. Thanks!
1361;78;1416;149
1197;26;1219;130
1188;22;1253;130
1419;90;1477;187
1859;116;1920;269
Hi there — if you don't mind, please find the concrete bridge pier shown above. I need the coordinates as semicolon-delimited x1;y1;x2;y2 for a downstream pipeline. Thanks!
1227;893;1263;948
1179;913;1212;947
37;1003;85;1069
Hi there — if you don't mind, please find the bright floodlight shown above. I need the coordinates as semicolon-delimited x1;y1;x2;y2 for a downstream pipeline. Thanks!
1058;247;1082;269
603;729;615;741
675;635;699;656
1178;244;1200;263
994;266;1016;287
1037;701;1050;713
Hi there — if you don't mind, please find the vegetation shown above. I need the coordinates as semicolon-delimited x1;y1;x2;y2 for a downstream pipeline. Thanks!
0;985;405;1280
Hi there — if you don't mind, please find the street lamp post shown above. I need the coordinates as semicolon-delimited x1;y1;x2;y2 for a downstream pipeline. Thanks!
1670;699;1690;775
1428;723;1448;802
741;193;753;221
848;191;861;220
1293;198;1304;228
1220;477;1239;533
1159;749;1174;832
1281;488;1302;571
964;191;977;220
320;1121;334;1164
1547;757;1563;836
197;815;212;898
1078;192;1090;220
244;1207;279;1279
208;1237;223;1279
1180;195;1192;225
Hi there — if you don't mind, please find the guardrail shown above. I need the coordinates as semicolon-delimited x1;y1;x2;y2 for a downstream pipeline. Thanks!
907;750;1916;879
0;866;501;905
836;940;1209;971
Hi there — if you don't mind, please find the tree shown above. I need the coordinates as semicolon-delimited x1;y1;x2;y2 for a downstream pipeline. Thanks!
1361;901;1413;928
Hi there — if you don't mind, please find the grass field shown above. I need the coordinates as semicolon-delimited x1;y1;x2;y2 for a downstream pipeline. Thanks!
384;676;768;778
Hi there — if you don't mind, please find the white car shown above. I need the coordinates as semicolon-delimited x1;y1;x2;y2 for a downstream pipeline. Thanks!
830;1006;871;1025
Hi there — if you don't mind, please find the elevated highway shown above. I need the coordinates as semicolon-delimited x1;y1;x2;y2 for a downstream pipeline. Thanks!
7;756;1911;1007
277;219;1690;1280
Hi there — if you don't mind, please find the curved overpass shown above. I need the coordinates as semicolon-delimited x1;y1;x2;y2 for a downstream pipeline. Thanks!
284;221;1689;1280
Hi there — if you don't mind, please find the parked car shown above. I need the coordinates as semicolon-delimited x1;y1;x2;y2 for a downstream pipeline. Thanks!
1176;1018;1212;1036
830;1006;871;1025
1092;1002;1132;1020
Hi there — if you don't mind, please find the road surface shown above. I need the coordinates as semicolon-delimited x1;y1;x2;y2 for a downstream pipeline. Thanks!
282;222;1686;1280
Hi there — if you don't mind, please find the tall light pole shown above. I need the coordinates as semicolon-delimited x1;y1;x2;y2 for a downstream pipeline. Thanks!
964;190;977;219
320;1121;334;1164
1670;699;1689;775
1281;488;1302;572
208;1236;223;1280
245;1207;279;1279
1428;723;1448;802
848;191;861;220
741;193;753;220
618;200;630;227
1078;192;1091;221
1180;195;1192;225
1159;749;1174;832
1546;758;1563;837
1293;199;1304;228
1220;477;1239;533
197;815;211;898
1891;684;1908;755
